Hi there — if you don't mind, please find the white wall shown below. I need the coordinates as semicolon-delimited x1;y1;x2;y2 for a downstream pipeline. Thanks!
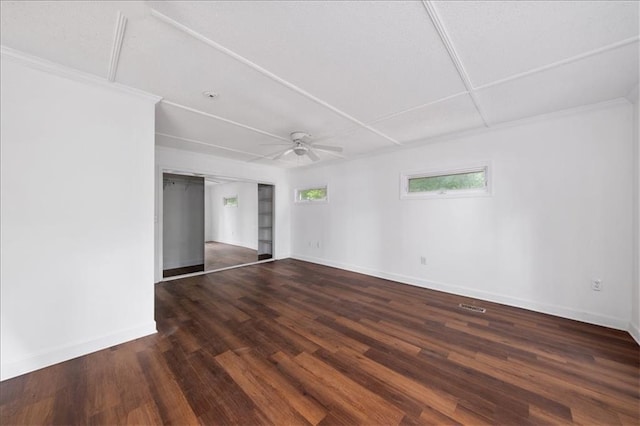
205;181;258;250
155;147;290;282
630;86;640;343
163;175;204;269
290;101;634;330
1;58;157;380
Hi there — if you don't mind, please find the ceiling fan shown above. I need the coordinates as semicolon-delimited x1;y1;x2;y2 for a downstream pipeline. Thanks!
268;132;343;162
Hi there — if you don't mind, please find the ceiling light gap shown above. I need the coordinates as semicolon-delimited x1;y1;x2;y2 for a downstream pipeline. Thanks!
150;8;401;146
107;11;127;82
422;0;490;127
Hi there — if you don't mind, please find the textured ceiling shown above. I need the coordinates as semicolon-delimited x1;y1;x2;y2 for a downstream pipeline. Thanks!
1;1;638;168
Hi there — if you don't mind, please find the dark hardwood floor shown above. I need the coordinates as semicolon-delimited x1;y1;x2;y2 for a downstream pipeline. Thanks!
1;259;638;425
205;241;259;272
163;263;205;278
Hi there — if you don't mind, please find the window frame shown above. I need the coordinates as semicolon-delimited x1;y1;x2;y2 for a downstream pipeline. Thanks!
294;185;329;204
400;163;491;200
223;195;238;207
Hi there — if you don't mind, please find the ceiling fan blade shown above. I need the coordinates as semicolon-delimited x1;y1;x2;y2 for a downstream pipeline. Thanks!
312;144;343;153
260;142;292;146
273;148;293;160
306;149;320;162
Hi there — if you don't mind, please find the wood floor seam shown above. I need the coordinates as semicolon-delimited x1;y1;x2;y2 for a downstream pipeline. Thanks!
1;259;638;425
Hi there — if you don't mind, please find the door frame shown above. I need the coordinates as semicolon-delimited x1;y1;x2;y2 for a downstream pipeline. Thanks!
155;164;276;283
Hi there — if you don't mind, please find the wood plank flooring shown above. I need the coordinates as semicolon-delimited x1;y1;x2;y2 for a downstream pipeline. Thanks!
163;263;205;278
1;259;638;425
205;241;259;272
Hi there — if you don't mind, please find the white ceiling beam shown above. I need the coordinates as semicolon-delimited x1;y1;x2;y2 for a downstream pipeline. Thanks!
366;91;469;125
422;1;489;127
150;9;401;146
156;132;289;164
476;36;640;91
161;100;290;142
107;11;127;82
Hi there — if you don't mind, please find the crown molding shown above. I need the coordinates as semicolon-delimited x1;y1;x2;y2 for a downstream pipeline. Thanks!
296;97;632;171
107;11;127;82
150;8;400;146
420;97;632;144
0;45;162;104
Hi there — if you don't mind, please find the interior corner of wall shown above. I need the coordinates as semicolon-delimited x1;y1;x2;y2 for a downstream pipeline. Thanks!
629;321;640;346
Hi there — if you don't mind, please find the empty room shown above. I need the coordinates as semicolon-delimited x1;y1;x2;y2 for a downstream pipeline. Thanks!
1;1;639;424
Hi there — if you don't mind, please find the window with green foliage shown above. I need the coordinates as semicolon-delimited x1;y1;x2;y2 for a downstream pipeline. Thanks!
223;196;238;207
401;165;489;198
408;171;485;192
295;186;328;203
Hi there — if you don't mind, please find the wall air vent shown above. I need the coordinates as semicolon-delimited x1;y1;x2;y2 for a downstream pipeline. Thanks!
458;303;486;313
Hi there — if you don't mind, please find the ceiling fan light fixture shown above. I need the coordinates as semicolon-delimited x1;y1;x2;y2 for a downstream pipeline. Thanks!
268;130;341;162
290;131;310;142
293;145;308;156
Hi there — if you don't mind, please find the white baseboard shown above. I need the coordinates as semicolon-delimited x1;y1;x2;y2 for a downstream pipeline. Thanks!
0;322;157;381
291;254;630;331
629;322;640;346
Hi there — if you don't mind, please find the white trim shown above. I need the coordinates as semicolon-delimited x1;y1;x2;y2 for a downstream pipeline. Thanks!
0;322;157;381
0;45;162;103
367;91;470;126
291;254;630;331
161;100;289;142
156;164;279;281
476;36;640;91
400;162;491;199
422;1;489;127
629;322;640;346
107;11;127;82
156;132;284;163
294;184;329;204
298;98;632;172
160;258;277;282
150;9;400;146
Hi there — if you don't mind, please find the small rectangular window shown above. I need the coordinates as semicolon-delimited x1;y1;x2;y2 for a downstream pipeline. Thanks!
295;186;328;203
401;164;489;199
223;196;238;207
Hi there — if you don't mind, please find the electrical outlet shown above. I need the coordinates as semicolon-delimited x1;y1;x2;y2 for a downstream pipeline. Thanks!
316;241;320;248
420;256;427;265
591;279;602;291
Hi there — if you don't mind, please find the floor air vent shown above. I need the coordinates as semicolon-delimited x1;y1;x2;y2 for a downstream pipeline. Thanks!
458;303;486;313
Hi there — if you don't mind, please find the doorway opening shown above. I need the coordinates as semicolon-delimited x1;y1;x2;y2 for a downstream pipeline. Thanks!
161;171;275;280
